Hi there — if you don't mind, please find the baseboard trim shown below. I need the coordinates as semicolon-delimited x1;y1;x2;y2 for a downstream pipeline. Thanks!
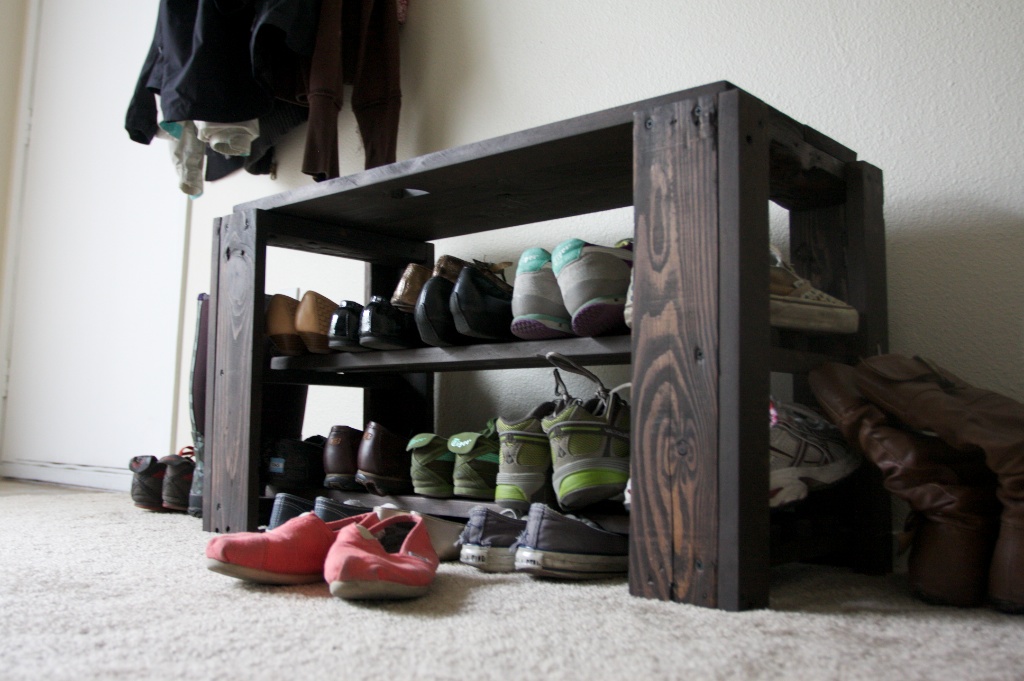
0;460;131;492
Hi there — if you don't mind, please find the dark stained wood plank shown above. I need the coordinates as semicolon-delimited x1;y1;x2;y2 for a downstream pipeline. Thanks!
716;88;773;611
206;211;265;533
202;217;222;531
844;162;888;358
268;334;632;373
630;95;721;606
260;211;432;265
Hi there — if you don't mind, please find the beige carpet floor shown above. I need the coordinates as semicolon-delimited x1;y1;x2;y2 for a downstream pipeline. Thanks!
1;478;1022;680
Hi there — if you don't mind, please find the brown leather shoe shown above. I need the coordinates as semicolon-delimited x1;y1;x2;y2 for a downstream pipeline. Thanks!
432;255;469;282
266;294;303;356
853;354;1024;613
323;425;364;490
390;263;432;313
809;362;1000;607
355;421;414;495
294;291;339;354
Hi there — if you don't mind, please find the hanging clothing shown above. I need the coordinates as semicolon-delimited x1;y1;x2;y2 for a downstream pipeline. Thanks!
125;0;403;191
302;0;402;179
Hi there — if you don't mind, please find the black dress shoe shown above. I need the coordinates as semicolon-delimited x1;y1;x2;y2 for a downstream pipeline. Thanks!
415;276;473;346
328;301;370;352
359;296;421;350
450;263;515;340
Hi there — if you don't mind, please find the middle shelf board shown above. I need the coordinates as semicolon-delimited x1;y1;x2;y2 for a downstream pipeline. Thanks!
268;335;632;374
266;333;855;379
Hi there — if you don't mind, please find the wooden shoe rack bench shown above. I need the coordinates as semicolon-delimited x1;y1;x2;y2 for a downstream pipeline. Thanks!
204;81;891;611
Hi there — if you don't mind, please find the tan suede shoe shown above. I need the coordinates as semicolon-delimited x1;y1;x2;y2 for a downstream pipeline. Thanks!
294;290;339;354
266;294;303;356
390;263;432;313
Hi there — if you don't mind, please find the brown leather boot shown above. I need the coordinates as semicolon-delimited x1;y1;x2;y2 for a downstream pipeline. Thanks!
852;354;1024;612
809;362;1001;607
355;421;414;495
322;425;364;491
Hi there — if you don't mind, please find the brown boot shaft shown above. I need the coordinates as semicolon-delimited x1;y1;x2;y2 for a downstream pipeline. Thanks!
853;355;1024;611
809;362;1000;607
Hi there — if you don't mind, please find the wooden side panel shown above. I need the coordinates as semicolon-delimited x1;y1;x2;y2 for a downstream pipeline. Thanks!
205;211;265;533
202;217;222;531
630;95;721;605
716;89;772;611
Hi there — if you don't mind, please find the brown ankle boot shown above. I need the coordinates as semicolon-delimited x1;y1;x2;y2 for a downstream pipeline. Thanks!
853;354;1024;613
809;362;1000;607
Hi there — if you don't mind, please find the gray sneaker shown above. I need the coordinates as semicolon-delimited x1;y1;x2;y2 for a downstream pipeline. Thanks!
458;505;527;572
542;353;631;511
769;398;862;508
769;244;859;334
513;503;629;579
494;370;573;513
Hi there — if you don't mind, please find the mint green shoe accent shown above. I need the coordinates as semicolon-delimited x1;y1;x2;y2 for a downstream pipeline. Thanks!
408;433;455;498
450;419;501;499
551;238;587;276
159;120;184;139
516;247;552;275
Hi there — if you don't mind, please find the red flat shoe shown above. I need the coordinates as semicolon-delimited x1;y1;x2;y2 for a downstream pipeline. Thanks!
324;512;439;600
205;512;375;585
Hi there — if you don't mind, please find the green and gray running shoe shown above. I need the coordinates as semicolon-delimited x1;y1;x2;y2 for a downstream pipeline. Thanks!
496;405;560;513
495;368;573;512
449;418;502;499
408;433;455;498
542;353;631;511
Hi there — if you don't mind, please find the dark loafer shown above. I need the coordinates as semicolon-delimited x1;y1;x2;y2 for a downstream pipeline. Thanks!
450;263;515;340
328;301;370;352
359;296;421;350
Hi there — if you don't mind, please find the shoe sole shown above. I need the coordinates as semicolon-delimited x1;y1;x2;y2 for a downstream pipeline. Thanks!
510;315;574;340
297;331;331;354
355;470;414;496
327;338;371;352
570;298;628;337
769;457;861;508
323;474;363;491
452;485;496;500
412;483;455;498
554;464;630;511
514;547;628;579
205;558;323;585
460;544;516;572
269;333;305;356
770;296;859;334
328;579;430;600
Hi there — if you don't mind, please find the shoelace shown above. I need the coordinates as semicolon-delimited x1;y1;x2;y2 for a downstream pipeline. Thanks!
544;352;630;419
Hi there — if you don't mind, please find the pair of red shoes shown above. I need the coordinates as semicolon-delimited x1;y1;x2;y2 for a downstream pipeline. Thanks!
205;511;439;600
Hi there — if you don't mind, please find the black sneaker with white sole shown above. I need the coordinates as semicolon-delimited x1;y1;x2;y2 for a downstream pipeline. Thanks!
513;503;628;579
458;505;527;573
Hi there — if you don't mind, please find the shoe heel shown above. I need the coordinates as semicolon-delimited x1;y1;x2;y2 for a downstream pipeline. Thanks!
269;333;306;356
297;331;330;354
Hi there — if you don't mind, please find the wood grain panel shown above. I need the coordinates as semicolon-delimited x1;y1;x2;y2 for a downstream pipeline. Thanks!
206;211;264;533
631;96;720;605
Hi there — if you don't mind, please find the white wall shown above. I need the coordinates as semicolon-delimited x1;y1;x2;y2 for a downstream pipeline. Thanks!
0;0;28;299
2;1;1012;479
175;0;1024;450
0;0;187;489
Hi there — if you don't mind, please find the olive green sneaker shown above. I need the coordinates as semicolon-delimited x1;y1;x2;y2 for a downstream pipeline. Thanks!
408;433;455;498
449;419;502;499
496;401;561;513
542;353;631;511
